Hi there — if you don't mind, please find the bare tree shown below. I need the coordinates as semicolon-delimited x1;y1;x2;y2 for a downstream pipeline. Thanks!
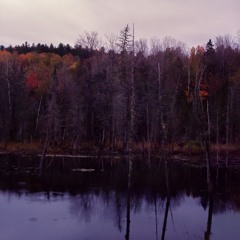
215;34;237;49
105;33;119;52
150;37;162;55
76;31;102;50
237;29;240;48
135;38;149;56
162;36;186;52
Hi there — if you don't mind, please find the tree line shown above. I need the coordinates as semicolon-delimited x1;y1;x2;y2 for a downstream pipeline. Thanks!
1;28;240;156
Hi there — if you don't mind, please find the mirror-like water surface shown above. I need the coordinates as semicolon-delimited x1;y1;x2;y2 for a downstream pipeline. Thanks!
0;155;239;240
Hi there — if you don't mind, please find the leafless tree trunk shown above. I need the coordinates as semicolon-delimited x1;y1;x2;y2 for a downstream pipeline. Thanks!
39;128;51;176
146;103;151;160
225;87;232;167
127;24;136;153
187;60;191;97
206;100;211;187
225;97;229;167
216;111;219;166
111;120;116;151
35;95;43;131
6;63;12;118
157;62;167;154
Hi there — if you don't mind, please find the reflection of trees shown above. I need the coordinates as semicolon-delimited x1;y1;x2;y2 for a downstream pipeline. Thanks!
125;157;132;240
114;191;124;232
204;190;214;240
1;155;240;233
69;193;96;222
154;196;159;240
161;197;170;240
199;168;240;217
161;158;171;240
204;159;214;240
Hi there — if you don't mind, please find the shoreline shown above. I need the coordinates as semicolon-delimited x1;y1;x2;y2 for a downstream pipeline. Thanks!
1;142;240;168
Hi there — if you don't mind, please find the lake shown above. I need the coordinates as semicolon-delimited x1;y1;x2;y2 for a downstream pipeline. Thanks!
0;155;239;240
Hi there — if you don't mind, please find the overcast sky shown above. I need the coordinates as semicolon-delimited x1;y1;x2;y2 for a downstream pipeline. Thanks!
1;0;239;48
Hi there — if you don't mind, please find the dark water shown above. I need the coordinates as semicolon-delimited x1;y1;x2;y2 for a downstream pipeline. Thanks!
0;155;240;240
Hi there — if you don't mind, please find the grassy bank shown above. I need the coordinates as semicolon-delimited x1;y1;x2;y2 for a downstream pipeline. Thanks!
1;141;240;157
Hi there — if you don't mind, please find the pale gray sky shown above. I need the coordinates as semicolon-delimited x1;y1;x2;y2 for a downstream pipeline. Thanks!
0;0;239;48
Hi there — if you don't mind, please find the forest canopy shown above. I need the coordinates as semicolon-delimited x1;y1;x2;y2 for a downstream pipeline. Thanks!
1;29;240;155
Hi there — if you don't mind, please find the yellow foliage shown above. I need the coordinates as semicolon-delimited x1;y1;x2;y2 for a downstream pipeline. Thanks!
68;61;79;72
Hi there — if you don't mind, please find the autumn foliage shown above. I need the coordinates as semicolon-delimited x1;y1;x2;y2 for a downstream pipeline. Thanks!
0;37;240;154
26;72;38;89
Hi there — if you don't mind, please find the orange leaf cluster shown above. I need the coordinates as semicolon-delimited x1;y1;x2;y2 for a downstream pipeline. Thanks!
26;72;38;89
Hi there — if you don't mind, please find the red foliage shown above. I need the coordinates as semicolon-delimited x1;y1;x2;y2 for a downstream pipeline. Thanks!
26;72;38;89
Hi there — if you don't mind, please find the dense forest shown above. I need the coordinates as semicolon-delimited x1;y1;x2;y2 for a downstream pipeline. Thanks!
1;28;240;157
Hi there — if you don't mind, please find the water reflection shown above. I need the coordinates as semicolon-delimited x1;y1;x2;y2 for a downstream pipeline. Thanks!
0;155;240;240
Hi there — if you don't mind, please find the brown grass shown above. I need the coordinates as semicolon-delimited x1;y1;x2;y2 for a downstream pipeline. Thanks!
1;140;240;156
0;141;41;153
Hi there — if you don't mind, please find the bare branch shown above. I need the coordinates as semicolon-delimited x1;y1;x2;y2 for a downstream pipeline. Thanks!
76;31;102;50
